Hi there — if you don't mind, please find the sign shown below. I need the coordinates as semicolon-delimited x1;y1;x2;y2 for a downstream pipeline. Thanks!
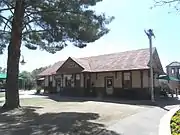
54;74;61;79
67;61;78;68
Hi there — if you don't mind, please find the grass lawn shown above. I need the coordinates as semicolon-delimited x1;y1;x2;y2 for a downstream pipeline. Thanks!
0;97;151;135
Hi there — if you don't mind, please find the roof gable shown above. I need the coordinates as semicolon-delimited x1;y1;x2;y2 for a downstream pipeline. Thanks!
166;61;180;67
56;57;84;73
151;48;164;73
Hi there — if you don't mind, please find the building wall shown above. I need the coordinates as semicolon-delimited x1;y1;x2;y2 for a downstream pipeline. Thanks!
166;66;180;90
131;71;141;88
90;71;151;89
80;73;84;87
44;76;49;87
143;70;149;88
45;70;160;90
166;66;180;76
91;72;122;88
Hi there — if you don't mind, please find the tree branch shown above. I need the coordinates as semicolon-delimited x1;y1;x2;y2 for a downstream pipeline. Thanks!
26;9;81;16
3;1;15;14
4;16;13;31
154;0;180;6
0;30;10;34
23;29;53;35
0;7;14;12
0;15;12;30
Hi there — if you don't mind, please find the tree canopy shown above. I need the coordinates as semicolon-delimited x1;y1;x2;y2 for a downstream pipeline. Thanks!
0;0;114;54
0;0;114;109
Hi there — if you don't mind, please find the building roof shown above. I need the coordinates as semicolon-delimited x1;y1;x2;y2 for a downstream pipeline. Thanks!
38;61;64;76
38;47;157;76
166;61;180;67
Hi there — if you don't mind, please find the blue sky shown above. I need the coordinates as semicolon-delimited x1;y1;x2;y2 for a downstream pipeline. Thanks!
0;0;180;72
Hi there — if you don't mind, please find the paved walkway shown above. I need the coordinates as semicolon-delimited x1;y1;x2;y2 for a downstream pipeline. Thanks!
99;101;180;135
0;91;179;135
0;90;47;101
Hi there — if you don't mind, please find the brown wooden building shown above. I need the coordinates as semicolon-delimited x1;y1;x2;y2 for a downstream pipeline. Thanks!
38;47;164;99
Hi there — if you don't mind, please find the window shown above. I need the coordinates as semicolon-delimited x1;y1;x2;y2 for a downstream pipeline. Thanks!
172;68;175;74
76;74;80;80
106;78;113;88
123;72;131;88
65;75;73;87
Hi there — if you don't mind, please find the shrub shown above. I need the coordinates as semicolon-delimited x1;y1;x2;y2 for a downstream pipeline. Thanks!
170;110;180;135
36;86;42;94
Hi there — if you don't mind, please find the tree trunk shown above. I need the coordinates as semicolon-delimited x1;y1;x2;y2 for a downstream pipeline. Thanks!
2;0;25;110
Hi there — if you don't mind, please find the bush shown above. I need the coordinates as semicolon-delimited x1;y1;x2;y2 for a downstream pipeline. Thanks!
36;87;42;94
170;110;180;135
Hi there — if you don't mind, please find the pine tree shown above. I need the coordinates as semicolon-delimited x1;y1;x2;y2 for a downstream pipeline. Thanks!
0;0;114;109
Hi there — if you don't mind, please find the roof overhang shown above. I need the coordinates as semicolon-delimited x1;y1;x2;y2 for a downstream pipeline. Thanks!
37;77;45;81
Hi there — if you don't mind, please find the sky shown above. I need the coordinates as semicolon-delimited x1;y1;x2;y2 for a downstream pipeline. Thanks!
0;0;180;72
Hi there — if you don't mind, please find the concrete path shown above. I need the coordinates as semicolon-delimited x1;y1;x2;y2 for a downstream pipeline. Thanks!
100;103;179;135
0;90;47;101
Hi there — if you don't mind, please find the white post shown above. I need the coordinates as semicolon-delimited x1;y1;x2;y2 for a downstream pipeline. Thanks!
145;29;155;102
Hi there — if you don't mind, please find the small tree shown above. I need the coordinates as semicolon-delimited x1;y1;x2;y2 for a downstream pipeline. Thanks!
0;0;114;109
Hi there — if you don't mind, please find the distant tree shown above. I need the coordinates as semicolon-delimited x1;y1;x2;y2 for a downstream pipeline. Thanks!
19;71;35;90
31;66;50;80
0;0;114;109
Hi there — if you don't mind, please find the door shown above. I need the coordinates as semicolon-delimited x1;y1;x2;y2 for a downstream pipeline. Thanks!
105;77;114;95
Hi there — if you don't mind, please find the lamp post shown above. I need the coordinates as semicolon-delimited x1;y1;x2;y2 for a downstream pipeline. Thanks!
20;55;26;90
20;55;26;65
144;29;155;102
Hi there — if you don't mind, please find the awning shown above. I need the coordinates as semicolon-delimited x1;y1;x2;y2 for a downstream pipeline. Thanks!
0;73;24;80
0;73;6;79
157;75;180;81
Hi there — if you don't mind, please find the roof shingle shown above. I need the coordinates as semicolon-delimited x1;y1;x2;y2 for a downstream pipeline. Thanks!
38;47;156;76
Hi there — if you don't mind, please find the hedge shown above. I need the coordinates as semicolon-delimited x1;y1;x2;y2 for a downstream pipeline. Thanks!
170;110;180;135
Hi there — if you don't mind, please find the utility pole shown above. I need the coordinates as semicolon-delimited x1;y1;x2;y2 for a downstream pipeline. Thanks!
144;29;155;102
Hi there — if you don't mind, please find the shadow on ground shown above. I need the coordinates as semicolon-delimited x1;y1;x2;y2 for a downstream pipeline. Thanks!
0;106;120;135
40;93;180;108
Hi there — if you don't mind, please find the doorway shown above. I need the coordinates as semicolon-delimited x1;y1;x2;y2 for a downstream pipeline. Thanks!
105;77;114;95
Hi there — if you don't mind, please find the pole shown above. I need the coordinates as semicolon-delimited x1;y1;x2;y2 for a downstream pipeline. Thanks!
149;36;155;102
145;29;155;102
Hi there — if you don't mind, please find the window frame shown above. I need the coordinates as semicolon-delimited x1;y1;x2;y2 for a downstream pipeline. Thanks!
123;72;132;89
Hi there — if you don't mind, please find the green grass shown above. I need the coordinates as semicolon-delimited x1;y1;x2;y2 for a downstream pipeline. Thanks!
170;110;180;135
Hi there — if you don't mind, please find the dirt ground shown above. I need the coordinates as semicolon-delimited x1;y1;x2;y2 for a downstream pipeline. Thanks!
0;97;153;135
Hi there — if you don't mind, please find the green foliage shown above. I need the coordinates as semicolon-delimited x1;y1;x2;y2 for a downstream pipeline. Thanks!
170;110;180;135
31;66;50;79
0;0;114;54
19;71;35;90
